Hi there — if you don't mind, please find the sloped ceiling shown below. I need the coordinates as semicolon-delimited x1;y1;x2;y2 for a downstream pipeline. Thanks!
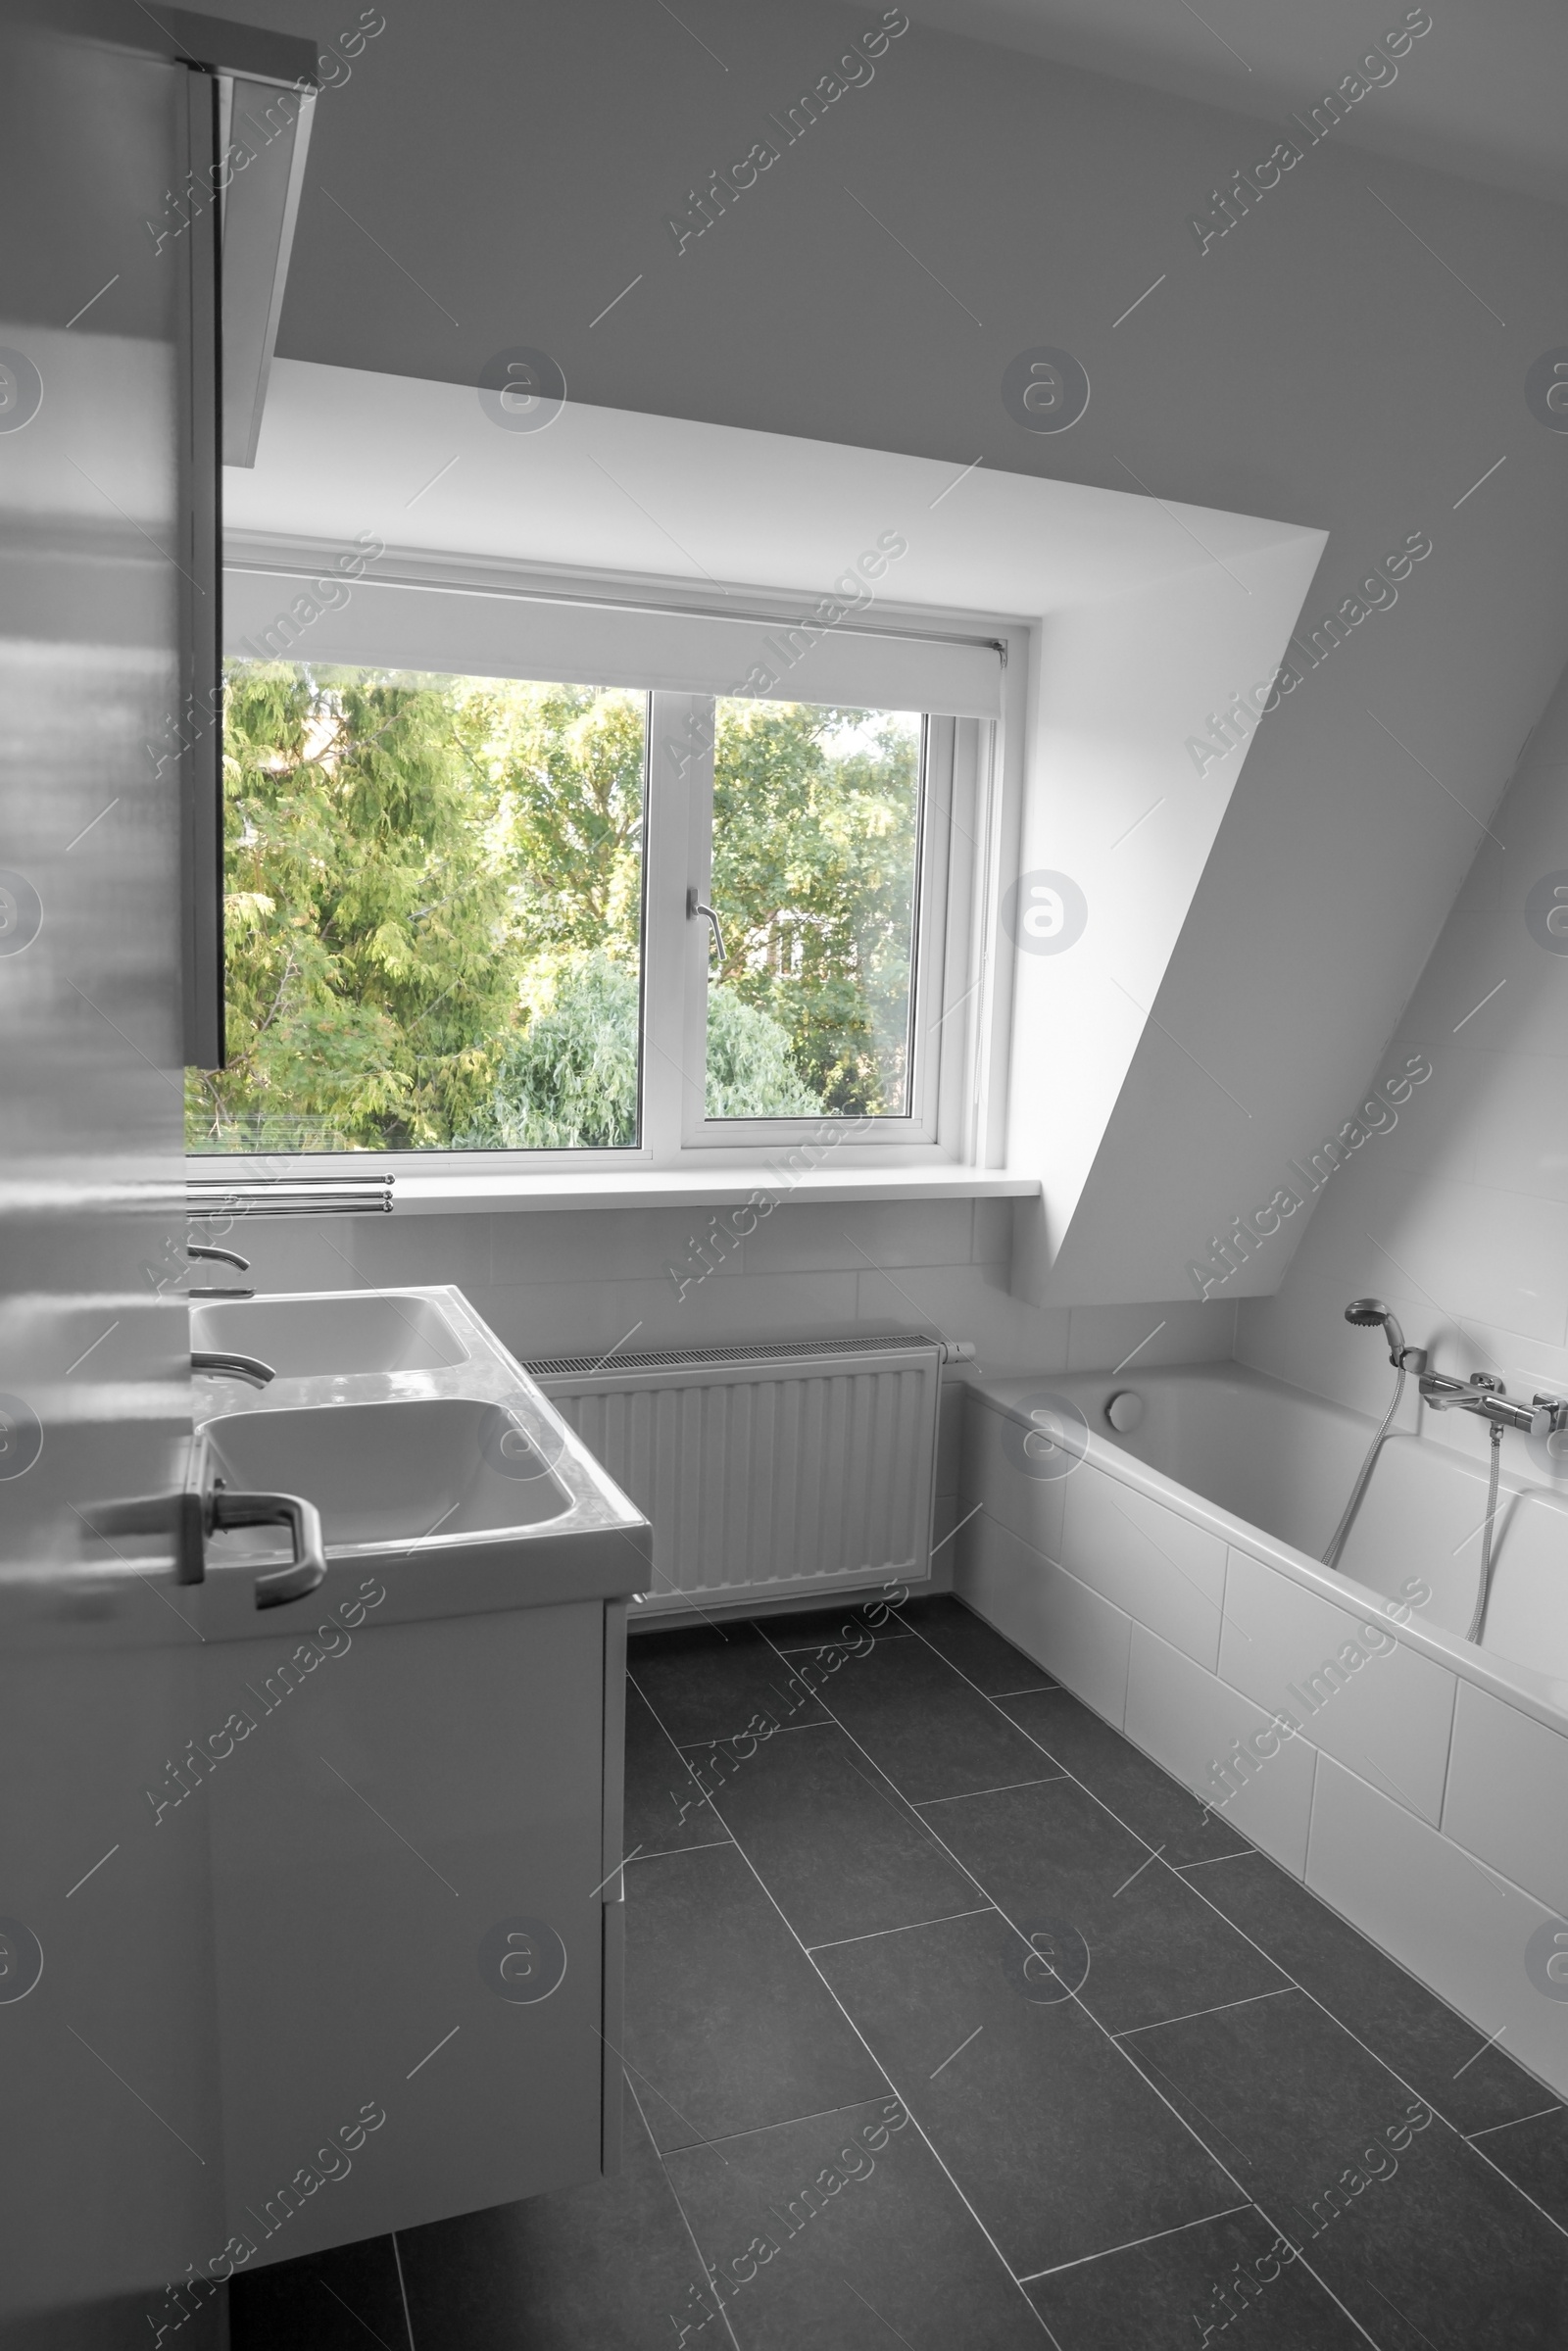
881;0;1568;207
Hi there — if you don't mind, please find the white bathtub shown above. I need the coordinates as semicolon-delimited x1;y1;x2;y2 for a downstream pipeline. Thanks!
955;1360;1568;2100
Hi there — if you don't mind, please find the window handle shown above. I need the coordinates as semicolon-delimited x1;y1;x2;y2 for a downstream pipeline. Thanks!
686;886;725;966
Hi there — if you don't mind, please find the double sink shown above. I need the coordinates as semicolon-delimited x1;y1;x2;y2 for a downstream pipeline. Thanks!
185;1287;648;1625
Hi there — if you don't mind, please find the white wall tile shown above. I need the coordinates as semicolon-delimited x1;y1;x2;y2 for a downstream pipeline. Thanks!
489;1206;724;1287
956;1510;1131;1727
742;1200;974;1275
1443;1679;1568;1921
1064;1299;1236;1372
1349;1160;1568;1349
960;1393;1065;1564
856;1263;1070;1376
1124;1622;1317;1878
228;1215;376;1297
1060;1466;1228;1671
971;1200;1012;1264
348;1211;493;1296
1479;1488;1568;1684
479;1270;858;1363
1219;1549;1457;1826
1307;1754;1568;2104
935;1378;964;1498
1328;1432;1497;1636
927;1493;960;1594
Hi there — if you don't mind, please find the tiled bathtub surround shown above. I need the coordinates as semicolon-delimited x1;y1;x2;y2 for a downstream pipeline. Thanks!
953;1365;1568;2104
231;1596;1567;2346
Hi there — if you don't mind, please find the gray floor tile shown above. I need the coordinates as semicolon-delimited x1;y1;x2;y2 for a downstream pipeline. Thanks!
625;1840;885;2154
921;1775;1290;2033
665;2094;1047;2349
699;1719;985;1950
816;1905;1238;2278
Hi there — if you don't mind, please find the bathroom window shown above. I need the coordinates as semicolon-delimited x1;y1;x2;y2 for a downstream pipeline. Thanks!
703;702;925;1123
191;556;1003;1168
186;666;650;1153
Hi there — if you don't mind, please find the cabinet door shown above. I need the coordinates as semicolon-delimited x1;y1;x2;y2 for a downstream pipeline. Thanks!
205;1597;608;2264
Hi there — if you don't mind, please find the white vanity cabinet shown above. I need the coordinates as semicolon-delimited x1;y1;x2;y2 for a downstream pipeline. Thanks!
172;1288;645;2272
198;1584;628;2267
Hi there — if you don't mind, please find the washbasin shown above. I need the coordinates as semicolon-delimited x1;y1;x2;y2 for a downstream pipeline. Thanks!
203;1396;570;1555
191;1291;467;1378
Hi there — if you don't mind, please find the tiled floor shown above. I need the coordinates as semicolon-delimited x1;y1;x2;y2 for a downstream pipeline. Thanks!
231;1595;1568;2348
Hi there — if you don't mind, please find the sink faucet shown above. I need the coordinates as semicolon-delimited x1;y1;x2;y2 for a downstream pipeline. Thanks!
192;1350;276;1388
186;1242;255;1301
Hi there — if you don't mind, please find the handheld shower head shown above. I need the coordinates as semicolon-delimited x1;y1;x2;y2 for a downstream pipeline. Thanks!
1346;1298;1411;1367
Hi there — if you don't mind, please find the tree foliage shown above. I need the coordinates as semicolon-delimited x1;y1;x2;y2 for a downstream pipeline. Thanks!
187;665;920;1152
710;700;921;1115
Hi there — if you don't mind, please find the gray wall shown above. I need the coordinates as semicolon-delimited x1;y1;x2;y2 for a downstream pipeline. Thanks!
1239;653;1568;1444
212;0;1568;1335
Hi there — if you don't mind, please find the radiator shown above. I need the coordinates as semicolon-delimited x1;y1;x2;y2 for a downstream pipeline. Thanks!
527;1335;943;1616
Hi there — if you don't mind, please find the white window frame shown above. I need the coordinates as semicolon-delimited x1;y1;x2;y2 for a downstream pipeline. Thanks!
203;547;1020;1181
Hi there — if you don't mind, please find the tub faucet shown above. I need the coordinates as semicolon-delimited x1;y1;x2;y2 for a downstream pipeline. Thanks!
1417;1368;1562;1439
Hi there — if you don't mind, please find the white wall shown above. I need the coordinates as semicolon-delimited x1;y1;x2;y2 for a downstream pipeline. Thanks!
1238;656;1568;1450
230;1198;1237;1387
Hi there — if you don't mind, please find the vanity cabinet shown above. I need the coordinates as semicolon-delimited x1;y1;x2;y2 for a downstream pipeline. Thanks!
200;1582;628;2267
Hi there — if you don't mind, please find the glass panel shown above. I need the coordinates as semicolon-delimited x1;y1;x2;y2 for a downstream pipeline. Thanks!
0;22;229;2323
187;665;647;1151
706;701;924;1119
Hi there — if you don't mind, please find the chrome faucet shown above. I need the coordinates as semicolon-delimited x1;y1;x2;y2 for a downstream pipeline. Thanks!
185;1242;255;1300
1416;1365;1568;1644
192;1350;275;1388
1417;1367;1567;1440
1336;1297;1568;1642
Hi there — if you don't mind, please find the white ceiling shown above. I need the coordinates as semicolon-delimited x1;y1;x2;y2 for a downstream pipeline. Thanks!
881;0;1568;208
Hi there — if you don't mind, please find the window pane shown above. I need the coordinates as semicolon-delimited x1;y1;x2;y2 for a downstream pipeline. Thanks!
707;702;924;1120
186;664;647;1152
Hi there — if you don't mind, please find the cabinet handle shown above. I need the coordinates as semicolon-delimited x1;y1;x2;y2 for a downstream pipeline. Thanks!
210;1488;327;1609
85;1433;326;1609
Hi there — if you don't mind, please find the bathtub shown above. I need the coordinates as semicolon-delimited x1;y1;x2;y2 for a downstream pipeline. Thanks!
954;1360;1568;2100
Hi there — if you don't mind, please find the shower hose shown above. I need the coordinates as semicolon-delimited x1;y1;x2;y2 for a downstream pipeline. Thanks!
1321;1366;1404;1574
1323;1365;1504;1647
1466;1422;1504;1646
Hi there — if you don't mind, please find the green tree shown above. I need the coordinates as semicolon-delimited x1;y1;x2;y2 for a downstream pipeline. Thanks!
187;663;522;1151
190;667;919;1152
460;954;817;1147
710;702;921;1116
188;667;647;1151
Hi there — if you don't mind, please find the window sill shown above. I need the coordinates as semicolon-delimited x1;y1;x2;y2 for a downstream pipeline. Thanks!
385;1167;1042;1217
